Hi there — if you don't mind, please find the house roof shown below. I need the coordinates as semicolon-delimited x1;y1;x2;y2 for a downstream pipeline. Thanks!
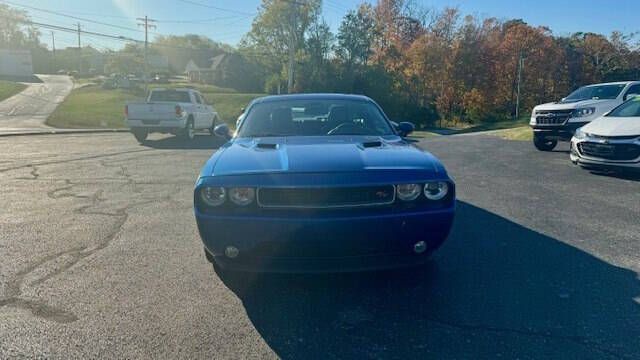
210;54;227;70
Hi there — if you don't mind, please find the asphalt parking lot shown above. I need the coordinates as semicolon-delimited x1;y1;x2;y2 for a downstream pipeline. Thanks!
1;133;638;359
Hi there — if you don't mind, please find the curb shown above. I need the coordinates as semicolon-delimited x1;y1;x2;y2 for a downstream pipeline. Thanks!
0;129;130;138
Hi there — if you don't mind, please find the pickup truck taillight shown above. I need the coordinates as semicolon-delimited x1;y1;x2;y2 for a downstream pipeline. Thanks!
124;105;128;118
175;105;184;117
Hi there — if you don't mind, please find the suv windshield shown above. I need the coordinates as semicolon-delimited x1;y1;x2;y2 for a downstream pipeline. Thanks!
607;98;640;117
149;90;191;102
237;99;395;137
563;84;626;102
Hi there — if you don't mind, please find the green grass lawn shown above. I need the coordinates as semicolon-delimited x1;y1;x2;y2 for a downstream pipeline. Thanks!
203;93;263;124
0;80;27;102
47;86;141;128
46;84;263;128
490;126;533;141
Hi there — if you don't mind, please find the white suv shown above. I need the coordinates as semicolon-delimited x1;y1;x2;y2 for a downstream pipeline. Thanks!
570;98;640;172
530;81;640;151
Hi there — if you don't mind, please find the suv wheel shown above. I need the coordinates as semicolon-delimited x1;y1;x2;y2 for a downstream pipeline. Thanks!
209;117;218;136
533;136;557;151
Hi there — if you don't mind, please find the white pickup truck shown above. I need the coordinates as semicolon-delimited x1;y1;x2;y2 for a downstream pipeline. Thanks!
125;88;218;142
530;81;640;151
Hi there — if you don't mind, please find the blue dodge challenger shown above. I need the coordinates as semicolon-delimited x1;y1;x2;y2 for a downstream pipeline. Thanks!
194;94;455;273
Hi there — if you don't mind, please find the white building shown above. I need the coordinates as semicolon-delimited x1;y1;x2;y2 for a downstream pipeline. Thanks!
0;49;33;77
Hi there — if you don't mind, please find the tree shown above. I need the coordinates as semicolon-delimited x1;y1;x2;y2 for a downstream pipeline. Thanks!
335;4;377;68
240;0;321;92
0;4;40;48
151;35;230;74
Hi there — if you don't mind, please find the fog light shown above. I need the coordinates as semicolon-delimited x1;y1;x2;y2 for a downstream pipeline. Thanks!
225;246;239;258
414;241;427;254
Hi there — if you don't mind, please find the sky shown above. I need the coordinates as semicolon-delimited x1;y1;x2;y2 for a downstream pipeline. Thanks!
4;0;640;51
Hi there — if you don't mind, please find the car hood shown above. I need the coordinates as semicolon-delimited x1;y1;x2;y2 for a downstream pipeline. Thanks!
580;116;640;137
534;99;611;111
206;136;444;176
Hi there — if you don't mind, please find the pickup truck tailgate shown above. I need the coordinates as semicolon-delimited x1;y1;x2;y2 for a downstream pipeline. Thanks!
127;102;177;120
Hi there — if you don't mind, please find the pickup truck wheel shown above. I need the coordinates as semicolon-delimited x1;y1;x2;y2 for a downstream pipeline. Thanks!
533;136;557;151
209;117;218;136
132;129;148;143
181;119;195;141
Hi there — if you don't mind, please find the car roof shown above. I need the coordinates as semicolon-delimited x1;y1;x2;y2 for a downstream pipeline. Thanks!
252;93;374;104
585;81;639;87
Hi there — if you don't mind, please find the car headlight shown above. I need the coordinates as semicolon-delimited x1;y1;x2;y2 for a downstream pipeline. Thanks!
397;183;421;201
200;187;226;207
572;107;595;117
229;187;255;206
574;127;586;140
424;182;449;201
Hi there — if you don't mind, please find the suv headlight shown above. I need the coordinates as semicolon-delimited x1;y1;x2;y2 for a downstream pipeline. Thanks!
397;184;421;201
229;187;255;206
200;187;226;207
572;107;595;117
424;182;449;201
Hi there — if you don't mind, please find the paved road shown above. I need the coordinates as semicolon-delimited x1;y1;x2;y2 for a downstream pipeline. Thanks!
0;75;73;132
0;133;638;359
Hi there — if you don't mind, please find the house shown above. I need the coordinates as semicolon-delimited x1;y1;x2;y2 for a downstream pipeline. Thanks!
184;53;262;92
0;49;33;77
184;54;226;83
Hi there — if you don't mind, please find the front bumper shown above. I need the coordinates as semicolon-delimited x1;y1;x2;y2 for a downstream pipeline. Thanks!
531;120;589;141
195;207;455;273
570;137;640;171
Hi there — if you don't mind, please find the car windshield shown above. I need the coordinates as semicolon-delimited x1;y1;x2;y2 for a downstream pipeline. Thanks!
149;90;191;102
607;98;640;117
563;84;625;101
237;99;395;137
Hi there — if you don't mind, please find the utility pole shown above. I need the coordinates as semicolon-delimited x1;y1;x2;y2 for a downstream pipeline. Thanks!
137;16;157;94
516;53;525;119
287;2;296;93
76;23;82;72
51;31;56;73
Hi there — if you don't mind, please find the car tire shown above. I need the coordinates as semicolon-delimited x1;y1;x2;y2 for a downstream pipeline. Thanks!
132;129;148;143
533;136;557;151
181;118;195;141
209;117;218;136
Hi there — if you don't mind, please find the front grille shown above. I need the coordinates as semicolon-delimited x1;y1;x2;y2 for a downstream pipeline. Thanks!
578;142;640;161
257;185;396;208
535;110;573;126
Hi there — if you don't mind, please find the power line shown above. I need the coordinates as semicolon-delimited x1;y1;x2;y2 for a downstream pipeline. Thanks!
0;0;145;34
155;15;238;24
0;15;141;43
176;0;256;16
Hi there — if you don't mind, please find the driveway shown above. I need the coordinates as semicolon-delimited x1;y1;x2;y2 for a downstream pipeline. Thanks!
0;75;73;132
0;133;638;359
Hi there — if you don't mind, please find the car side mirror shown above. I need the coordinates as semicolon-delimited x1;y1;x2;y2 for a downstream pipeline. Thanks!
624;93;639;101
396;122;415;137
214;124;231;140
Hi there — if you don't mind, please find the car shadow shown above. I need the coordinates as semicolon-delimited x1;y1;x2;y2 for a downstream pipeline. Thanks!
214;201;640;359
587;169;640;182
141;134;226;150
